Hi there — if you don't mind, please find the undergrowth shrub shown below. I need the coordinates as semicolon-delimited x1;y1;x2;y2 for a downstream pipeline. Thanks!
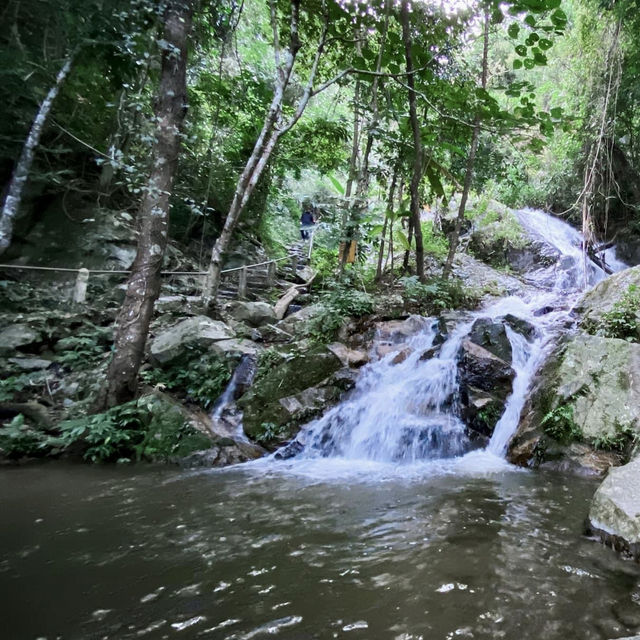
541;404;582;444
584;284;640;341
140;346;232;409
400;276;477;313
307;282;374;343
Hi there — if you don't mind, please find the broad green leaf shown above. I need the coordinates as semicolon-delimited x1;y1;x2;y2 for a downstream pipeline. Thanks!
507;23;520;39
327;173;345;195
396;230;412;251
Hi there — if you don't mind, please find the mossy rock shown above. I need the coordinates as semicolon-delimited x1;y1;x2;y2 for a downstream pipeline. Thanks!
238;348;342;439
508;335;640;473
136;392;214;461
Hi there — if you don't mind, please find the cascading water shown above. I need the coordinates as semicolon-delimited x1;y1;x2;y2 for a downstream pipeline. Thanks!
273;209;626;471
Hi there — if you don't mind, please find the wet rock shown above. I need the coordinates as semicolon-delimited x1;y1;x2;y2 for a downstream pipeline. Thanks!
231;354;258;399
461;386;505;438
273;439;304;460
458;339;515;393
432;317;449;346
503;314;536;339
0;324;42;356
587;458;640;560
327;342;369;368
150;316;235;364
468;318;512;362
391;347;412;365
177;441;264;468
227;301;277;328
374;315;429;342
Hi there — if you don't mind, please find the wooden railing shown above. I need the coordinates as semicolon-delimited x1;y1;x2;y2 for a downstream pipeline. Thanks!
0;254;296;304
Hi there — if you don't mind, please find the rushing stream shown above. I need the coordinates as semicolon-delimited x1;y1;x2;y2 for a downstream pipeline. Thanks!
1;209;640;639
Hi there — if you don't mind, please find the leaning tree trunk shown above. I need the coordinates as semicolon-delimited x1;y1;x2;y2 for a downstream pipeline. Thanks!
101;0;193;408
204;0;338;305
0;55;73;255
442;7;490;279
401;0;425;282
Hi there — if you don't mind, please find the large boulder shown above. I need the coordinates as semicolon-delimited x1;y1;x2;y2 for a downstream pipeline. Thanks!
227;301;277;328
578;264;640;332
238;348;343;443
0;324;42;356
150;316;234;364
458;339;515;392
587;457;640;560
458;339;515;439
508;335;640;473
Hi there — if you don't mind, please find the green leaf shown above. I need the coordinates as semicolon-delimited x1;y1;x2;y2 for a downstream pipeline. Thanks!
507;23;520;39
513;59;523;70
327;173;345;195
550;106;563;118
550;8;567;27
515;44;527;57
538;38;553;50
396;230;412;251
524;15;536;27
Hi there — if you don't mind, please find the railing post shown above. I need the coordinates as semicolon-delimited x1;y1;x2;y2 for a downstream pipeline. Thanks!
238;265;247;299
72;268;89;304
291;254;298;275
267;261;276;288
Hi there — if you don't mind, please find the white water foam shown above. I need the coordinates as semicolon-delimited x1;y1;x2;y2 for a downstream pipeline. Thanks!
251;208;627;479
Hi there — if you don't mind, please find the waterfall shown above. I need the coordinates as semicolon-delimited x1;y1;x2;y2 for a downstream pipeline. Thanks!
275;209;626;469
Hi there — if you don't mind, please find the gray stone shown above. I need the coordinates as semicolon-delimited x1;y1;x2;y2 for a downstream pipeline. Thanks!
209;338;259;358
238;349;343;440
458;339;515;393
276;304;321;335
588;458;640;560
509;335;640;470
8;357;51;371
468;318;512;363
150;316;235;364
579;265;640;331
327;342;369;367
0;324;42;356
228;301;277;328
503;314;537;339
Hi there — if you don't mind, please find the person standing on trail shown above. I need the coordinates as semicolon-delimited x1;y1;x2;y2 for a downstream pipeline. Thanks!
300;205;315;240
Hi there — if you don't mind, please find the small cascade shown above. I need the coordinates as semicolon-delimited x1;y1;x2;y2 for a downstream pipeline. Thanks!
210;354;257;442
278;208;627;468
300;319;473;462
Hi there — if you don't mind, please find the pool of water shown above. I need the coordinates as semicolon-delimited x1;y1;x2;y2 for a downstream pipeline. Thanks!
1;460;639;640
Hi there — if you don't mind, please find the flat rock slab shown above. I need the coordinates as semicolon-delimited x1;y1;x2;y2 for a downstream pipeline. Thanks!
0;324;42;355
589;457;640;559
150;316;235;364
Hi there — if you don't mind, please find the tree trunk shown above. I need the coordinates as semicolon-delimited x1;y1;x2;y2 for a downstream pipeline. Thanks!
203;0;338;305
101;0;193;408
442;7;490;279
203;0;305;304
340;11;389;271
0;55;73;255
401;0;425;282
376;163;399;282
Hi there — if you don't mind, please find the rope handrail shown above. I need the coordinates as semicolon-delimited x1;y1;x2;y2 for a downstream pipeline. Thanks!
0;255;290;277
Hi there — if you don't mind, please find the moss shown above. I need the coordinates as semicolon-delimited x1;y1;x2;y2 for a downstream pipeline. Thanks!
239;348;342;438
